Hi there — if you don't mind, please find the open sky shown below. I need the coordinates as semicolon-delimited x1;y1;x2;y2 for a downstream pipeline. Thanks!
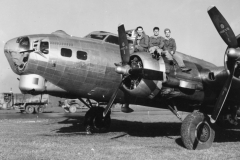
0;0;240;93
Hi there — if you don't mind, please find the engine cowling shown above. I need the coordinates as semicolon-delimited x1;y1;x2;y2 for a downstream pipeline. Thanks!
122;52;166;99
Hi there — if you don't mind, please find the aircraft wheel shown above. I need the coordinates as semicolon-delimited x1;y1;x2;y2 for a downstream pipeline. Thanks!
84;107;111;134
35;106;44;114
69;104;77;113
181;112;215;150
25;105;35;114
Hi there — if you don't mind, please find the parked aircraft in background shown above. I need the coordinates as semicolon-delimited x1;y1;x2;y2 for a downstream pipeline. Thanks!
4;6;240;150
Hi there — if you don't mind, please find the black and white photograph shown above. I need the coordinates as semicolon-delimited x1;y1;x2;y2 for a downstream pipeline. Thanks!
0;0;240;159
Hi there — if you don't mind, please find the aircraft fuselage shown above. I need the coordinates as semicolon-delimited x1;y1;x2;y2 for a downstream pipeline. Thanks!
4;30;233;111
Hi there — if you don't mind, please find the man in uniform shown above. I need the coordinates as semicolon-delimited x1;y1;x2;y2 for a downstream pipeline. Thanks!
149;27;164;60
162;28;191;72
133;26;149;52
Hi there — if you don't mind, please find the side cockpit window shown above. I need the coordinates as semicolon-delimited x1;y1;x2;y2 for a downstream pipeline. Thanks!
32;40;49;55
77;51;87;60
40;41;49;54
61;48;72;57
105;35;133;46
105;35;119;45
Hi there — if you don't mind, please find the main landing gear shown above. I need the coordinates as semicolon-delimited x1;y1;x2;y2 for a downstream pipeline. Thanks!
84;107;111;134
166;100;215;150
181;112;215;150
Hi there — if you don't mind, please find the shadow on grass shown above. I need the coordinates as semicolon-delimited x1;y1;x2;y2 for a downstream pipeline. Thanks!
55;116;181;136
46;114;240;149
175;138;185;148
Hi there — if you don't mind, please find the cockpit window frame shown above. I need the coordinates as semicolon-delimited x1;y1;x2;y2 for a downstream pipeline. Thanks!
104;35;133;45
84;31;133;45
85;34;107;40
105;35;119;45
40;41;49;54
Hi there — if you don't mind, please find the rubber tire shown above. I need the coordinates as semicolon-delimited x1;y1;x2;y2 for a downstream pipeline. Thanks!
181;112;215;150
84;107;111;133
25;105;35;114
69;105;77;113
35;106;44;114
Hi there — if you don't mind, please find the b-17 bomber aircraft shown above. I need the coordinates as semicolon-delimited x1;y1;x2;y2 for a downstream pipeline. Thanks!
4;6;240;150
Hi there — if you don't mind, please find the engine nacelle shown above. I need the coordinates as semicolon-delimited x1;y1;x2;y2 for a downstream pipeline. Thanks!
122;53;166;99
19;74;46;93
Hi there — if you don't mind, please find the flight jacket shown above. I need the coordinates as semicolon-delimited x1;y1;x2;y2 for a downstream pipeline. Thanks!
149;36;165;49
133;33;149;49
163;38;176;54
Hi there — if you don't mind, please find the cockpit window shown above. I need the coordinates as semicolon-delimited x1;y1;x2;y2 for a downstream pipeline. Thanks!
105;35;119;45
85;34;107;40
61;48;72;57
105;35;133;45
40;42;49;54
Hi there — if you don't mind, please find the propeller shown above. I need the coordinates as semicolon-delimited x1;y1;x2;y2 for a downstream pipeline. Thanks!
103;24;164;117
210;62;237;123
208;6;238;48
103;81;123;116
115;66;164;80
208;6;240;123
118;24;130;65
103;24;130;117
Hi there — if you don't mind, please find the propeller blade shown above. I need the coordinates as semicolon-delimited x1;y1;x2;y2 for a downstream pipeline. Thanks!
103;81;123;117
129;68;164;80
208;6;238;48
118;24;130;65
211;62;238;123
237;34;240;47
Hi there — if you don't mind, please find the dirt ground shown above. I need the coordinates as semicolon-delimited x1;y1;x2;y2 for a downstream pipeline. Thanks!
0;105;240;160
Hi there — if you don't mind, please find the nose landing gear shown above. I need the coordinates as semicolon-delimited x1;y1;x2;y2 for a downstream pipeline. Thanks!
84;107;111;134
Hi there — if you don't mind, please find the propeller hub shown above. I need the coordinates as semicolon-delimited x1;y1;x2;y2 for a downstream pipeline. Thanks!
115;65;130;75
227;48;240;61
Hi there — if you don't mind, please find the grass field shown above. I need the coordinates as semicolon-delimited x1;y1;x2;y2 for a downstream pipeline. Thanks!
0;106;240;160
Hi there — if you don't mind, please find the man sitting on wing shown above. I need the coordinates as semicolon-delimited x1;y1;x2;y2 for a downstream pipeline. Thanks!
149;27;164;60
162;28;191;72
133;26;149;52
